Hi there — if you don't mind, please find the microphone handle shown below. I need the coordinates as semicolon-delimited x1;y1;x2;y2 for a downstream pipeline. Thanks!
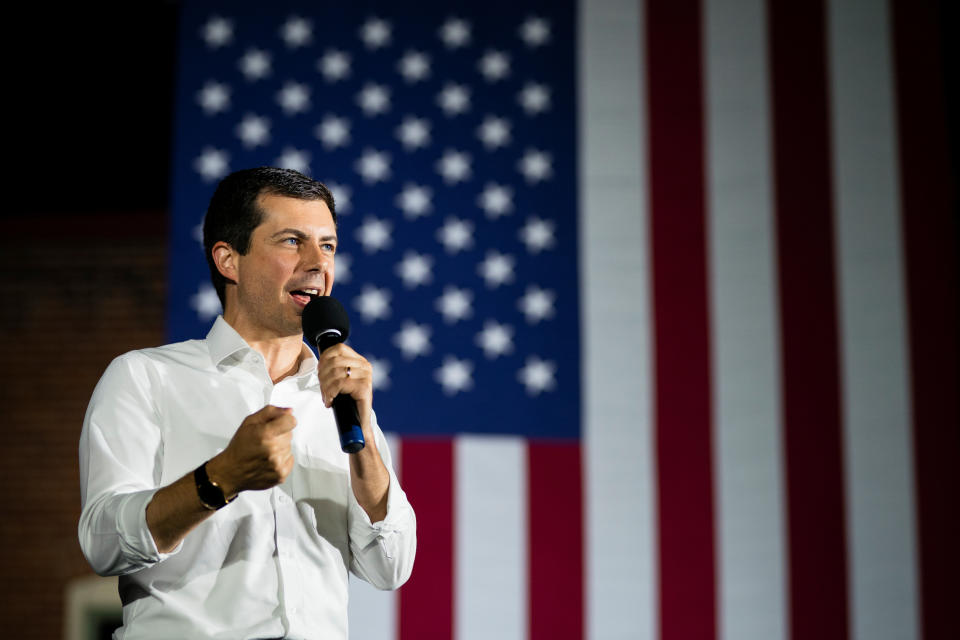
313;334;365;454
332;393;365;454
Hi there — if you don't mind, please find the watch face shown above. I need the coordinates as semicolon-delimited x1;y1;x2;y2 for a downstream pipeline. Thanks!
199;482;226;509
195;465;227;510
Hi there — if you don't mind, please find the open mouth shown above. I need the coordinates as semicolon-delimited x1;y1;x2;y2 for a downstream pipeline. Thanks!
289;288;321;307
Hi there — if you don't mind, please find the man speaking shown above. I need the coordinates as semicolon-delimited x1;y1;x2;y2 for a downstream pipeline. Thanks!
78;167;416;639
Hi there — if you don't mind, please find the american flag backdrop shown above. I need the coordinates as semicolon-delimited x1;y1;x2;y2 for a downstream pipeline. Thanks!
167;1;958;640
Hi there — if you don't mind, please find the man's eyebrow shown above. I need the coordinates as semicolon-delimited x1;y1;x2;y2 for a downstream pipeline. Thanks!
270;228;338;242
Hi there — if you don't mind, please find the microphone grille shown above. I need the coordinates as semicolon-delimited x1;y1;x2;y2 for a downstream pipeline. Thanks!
302;296;350;344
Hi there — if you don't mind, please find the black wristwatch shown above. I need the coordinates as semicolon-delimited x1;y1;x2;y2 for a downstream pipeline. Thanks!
194;462;236;511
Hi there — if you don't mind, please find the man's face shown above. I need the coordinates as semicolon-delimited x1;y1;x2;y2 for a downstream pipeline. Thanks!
230;193;337;338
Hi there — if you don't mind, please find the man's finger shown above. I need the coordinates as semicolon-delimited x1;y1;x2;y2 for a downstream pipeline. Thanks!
318;342;359;360
250;404;292;422
265;411;297;434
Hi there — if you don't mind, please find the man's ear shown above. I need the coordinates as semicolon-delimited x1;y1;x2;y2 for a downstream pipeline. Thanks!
211;241;239;285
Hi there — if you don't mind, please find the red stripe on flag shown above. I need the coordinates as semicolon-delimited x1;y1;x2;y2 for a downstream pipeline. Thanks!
891;1;960;638
527;441;583;640
767;2;850;638
398;439;454;640
646;2;717;639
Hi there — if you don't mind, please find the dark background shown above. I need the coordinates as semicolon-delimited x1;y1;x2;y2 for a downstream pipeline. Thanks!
10;3;179;216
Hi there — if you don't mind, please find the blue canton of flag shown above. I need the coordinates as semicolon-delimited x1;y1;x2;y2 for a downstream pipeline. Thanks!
168;0;578;438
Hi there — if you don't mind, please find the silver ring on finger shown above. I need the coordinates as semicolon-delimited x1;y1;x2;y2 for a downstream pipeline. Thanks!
346;366;351;378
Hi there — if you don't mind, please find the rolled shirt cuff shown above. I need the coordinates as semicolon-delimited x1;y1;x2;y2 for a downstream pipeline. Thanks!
116;488;184;566
347;479;415;553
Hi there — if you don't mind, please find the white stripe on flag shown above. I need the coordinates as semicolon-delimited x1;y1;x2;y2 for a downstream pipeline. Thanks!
704;2;789;640
455;436;528;640
827;1;920;638
580;1;657;639
348;432;400;640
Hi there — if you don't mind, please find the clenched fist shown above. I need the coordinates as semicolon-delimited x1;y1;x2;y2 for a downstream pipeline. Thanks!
206;405;298;497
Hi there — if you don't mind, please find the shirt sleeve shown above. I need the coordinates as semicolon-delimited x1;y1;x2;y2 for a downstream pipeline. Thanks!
346;412;417;590
77;353;181;576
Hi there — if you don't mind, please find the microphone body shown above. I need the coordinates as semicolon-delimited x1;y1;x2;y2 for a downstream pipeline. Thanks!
303;299;365;454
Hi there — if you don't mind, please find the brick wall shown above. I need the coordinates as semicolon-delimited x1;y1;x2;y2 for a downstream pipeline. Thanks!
0;212;166;638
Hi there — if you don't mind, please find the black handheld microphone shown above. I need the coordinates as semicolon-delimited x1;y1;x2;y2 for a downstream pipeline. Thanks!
301;296;365;454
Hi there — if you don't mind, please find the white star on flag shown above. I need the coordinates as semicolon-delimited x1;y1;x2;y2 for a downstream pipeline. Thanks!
476;321;515;358
436;286;473;323
353;285;391;323
437;84;471;116
396;117;431;150
280;16;312;48
367;356;391;390
238;49;272;81
519;216;556;253
393;321;432;359
518;149;553;183
478;50;511;82
477;183;514;218
317;50;351;82
355;149;391;183
436;149;472;184
194;147;229;182
356;83;391;117
477;251;516;288
236;114;270;148
438;18;471;48
395;184;433;219
518;82;551;115
201;16;233;48
395;251;434;288
191;283;222;321
315;115;350;149
326;182;352;213
519;17;551;47
397;51;431;82
277;81;311;115
355;217;393;253
517;355;557;395
518;285;556;323
435;356;474;395
477;116;511;149
275;147;310;175
197;81;230;115
334;253;352;283
435;217;474;254
360;17;392;49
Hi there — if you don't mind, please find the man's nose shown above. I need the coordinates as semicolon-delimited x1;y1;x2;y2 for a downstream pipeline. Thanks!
302;243;330;271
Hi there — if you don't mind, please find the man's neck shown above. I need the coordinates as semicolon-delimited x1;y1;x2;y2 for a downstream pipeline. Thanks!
222;314;306;384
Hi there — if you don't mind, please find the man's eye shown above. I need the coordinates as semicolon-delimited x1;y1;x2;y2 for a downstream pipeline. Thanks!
322;243;336;252
284;237;299;245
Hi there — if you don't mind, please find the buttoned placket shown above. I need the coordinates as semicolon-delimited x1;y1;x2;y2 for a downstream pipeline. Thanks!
269;371;311;631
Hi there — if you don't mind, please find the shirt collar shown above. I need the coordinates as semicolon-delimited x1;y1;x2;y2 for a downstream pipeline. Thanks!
206;316;252;366
205;316;319;380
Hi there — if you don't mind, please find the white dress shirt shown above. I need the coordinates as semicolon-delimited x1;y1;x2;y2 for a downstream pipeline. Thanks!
78;316;416;640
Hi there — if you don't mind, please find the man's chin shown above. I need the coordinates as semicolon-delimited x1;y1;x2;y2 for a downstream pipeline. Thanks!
283;309;307;336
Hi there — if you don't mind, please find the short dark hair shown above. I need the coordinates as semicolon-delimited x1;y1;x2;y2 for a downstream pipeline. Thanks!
202;167;337;307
